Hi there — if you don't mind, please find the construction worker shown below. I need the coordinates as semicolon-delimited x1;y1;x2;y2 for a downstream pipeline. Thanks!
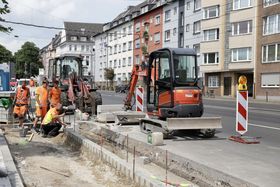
29;77;35;87
13;80;30;128
41;103;66;138
49;80;61;108
33;80;49;129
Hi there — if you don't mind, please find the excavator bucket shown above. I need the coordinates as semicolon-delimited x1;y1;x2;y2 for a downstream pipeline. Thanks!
166;117;222;130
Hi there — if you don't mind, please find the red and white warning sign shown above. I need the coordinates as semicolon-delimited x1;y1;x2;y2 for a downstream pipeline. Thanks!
136;87;144;112
236;91;248;135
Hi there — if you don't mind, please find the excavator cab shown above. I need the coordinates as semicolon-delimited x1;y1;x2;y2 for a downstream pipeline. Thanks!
147;48;203;119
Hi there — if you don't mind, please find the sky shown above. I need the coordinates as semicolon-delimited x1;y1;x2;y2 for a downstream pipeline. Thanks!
0;0;141;53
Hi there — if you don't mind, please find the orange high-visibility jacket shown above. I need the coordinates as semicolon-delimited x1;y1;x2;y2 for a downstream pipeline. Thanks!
15;87;30;105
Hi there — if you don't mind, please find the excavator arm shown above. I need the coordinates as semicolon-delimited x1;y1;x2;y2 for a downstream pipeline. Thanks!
124;65;141;110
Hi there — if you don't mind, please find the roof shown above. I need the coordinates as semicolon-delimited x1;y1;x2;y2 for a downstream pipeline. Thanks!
156;48;197;56
64;22;103;37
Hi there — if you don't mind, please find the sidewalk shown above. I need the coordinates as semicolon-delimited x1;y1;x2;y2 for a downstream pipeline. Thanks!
203;95;280;105
0;131;24;187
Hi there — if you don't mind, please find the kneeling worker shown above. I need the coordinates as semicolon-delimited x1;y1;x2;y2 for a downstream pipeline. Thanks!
41;103;66;138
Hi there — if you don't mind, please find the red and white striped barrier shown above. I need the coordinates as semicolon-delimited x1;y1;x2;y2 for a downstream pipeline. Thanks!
236;91;248;135
136;87;144;112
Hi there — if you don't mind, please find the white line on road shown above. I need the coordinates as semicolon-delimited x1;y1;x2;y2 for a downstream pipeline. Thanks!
249;123;280;131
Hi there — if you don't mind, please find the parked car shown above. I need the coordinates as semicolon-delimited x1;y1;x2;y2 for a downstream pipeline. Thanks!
115;84;128;93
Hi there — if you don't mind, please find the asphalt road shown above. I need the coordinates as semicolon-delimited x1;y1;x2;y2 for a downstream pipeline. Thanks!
99;90;280;148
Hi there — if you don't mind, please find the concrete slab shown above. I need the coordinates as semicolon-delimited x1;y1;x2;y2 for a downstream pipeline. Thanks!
78;120;280;187
97;104;123;114
0;134;24;187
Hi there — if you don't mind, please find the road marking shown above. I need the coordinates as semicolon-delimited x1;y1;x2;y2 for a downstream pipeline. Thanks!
249;123;280;131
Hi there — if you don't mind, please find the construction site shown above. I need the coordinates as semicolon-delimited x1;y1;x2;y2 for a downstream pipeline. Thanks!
0;48;279;187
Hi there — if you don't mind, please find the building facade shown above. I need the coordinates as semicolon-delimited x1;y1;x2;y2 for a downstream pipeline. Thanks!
200;0;258;97
255;0;280;100
133;1;164;70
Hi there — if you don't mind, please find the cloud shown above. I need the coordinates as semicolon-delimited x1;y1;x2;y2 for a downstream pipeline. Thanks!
1;0;140;52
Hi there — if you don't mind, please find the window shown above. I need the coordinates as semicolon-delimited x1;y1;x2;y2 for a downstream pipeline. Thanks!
128;57;132;66
261;73;280;87
165;10;171;22
186;2;190;10
128;25;132;34
203;6;219;19
135;55;140;64
193;44;200;55
80;37;87;41
118;31;121;39
263;43;280;63
135;39;140;49
208;76;219;87
155;15;161;25
119;45;121;53
114;45;117;54
123;43;127;52
193;21;201;34
186;24;190;32
81;45;85;51
180;12;184;26
179;34;184;48
232;20;252;35
135;22;140;32
203;29;219;41
194;0;201;11
233;0;251;10
165;30;171;41
109;61;112;68
123;28;126;37
69;45;72;51
123;58;126;67
154;32;160;43
263;0;280;7
86;45;89;52
173;28;177;36
141;6;148;14
263;14;280;35
231;47;252;62
109;47;112;55
114;60;117;68
74;45;77;51
118;59;121;68
114;31;117;40
70;36;77;41
128;41;132;51
174;7;177;15
204;53;219;64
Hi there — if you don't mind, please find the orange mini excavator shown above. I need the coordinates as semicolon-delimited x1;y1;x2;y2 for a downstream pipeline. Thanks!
124;48;221;138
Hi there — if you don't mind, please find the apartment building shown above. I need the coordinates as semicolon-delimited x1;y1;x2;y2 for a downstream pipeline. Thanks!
255;0;280;100
133;0;164;74
55;22;103;79
105;7;135;85
94;31;108;88
200;0;258;97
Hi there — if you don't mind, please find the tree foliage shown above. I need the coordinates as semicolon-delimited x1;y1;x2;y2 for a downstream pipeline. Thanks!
0;44;12;63
104;68;115;89
0;0;12;33
14;42;42;78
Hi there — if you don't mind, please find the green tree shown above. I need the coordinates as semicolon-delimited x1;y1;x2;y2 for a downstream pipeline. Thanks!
0;44;12;63
104;68;115;90
14;42;42;78
0;0;12;33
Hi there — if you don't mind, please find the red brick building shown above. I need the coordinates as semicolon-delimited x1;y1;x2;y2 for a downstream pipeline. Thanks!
133;3;163;70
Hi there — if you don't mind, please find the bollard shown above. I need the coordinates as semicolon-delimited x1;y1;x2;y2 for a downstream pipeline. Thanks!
266;91;268;102
126;134;129;163
133;146;135;180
